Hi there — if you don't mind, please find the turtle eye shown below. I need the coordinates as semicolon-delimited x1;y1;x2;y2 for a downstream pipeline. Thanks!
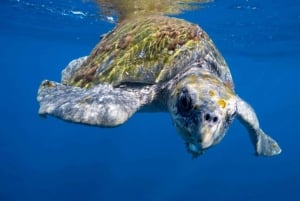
178;87;193;116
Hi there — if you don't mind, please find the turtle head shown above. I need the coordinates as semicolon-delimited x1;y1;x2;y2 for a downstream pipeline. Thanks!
168;72;237;157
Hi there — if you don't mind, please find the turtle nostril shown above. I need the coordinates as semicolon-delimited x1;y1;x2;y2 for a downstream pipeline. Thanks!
213;116;218;123
204;113;211;121
203;113;218;123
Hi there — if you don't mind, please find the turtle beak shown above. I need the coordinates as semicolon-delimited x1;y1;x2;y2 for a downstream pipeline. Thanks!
198;126;217;149
185;125;219;157
186;128;216;157
185;127;215;157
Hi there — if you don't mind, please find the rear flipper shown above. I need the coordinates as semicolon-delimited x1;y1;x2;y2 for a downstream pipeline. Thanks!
37;80;155;127
236;96;282;156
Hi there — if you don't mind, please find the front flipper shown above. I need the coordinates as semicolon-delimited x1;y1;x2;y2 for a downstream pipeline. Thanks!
37;80;156;127
236;96;281;156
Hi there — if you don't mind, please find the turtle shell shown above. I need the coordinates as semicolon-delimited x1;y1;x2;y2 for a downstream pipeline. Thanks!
66;15;233;88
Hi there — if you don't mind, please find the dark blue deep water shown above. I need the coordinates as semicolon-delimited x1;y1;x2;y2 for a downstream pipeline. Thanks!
1;0;300;200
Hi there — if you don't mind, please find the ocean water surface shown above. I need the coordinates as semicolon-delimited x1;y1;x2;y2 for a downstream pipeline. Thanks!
1;0;300;200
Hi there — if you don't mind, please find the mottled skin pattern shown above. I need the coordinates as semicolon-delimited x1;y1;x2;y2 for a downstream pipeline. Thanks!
167;69;236;156
37;15;281;157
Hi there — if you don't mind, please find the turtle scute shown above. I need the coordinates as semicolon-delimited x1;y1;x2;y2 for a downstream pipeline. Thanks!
66;15;210;88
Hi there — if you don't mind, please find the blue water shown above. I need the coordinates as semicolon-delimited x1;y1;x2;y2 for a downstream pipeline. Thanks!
1;0;300;200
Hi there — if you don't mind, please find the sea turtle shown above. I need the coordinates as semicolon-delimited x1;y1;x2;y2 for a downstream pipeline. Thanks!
37;15;281;157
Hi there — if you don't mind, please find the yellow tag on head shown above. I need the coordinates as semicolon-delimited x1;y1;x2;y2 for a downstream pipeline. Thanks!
218;99;226;109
